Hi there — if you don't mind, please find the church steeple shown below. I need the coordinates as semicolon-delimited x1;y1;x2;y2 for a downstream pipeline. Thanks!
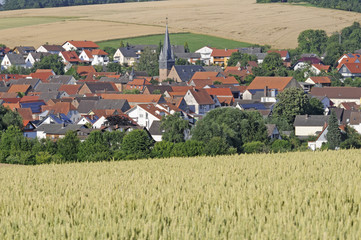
159;19;175;81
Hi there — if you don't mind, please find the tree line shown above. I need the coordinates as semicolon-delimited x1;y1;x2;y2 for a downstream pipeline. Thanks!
1;0;157;10
256;0;361;13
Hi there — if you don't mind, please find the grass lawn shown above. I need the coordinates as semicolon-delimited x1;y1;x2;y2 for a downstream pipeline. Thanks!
0;17;75;30
97;32;252;52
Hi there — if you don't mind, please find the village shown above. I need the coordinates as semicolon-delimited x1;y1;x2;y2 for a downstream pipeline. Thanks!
0;24;361;153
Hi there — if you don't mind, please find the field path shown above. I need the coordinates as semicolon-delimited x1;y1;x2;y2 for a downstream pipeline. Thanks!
1;0;361;48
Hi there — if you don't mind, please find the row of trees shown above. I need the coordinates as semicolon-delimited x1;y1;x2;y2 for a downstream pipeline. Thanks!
1;0;157;10
256;0;361;13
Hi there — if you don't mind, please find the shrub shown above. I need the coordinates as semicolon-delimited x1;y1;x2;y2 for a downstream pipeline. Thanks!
271;140;292;153
203;137;231;156
243;141;266;154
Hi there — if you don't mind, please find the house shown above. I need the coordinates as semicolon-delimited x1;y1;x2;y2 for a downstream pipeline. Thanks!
175;52;202;64
210;49;238;66
267;50;290;61
35;123;87;140
205;88;234;106
8;78;41;89
77;66;96;76
339;102;360;111
305;76;331;87
92;99;131;113
47;75;76;85
310;64;331;75
307;125;328;151
337;53;361;69
13;46;36;58
58;84;82;95
78;82;118;95
143;85;173;95
266;124;282;140
7;84;32;95
183;89;216;115
293;57;322;71
29;69;55;82
1;54;26;70
36;45;64;54
195;46;213;65
25;52;52;68
113;47;139;66
79;49;109;66
294;115;330;137
100;94;166;106
125;78;152;92
62;41;99;51
41;102;81;123
310;87;361;106
349;111;361;134
59;51;81;65
167;65;205;83
148;120;164;142
338;63;361;78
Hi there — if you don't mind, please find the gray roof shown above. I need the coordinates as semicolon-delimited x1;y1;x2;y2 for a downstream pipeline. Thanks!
35;83;62;92
8;78;40;88
173;65;205;82
85;82;117;93
36;124;85;135
149;120;164;136
294;115;330;127
99;77;123;83
175;52;201;59
39;92;64;102
28;52;52;60
255;53;268;60
238;47;262;55
94;99;131;112
0;87;9;92
118;47;138;58
47;75;74;84
15;46;35;55
6;54;26;65
144;85;173;94
172;45;185;54
77;100;97;114
266;124;277;136
40;45;64;52
203;66;223;72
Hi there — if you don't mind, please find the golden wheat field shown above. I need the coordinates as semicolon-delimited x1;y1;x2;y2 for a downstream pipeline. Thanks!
0;150;361;239
1;0;361;48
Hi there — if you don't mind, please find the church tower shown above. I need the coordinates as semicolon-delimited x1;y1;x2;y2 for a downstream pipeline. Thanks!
159;20;175;82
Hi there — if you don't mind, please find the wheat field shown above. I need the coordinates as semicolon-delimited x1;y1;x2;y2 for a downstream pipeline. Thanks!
0;150;361;239
1;0;361;48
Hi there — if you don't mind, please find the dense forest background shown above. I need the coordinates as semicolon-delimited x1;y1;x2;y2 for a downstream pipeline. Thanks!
257;0;361;13
0;0;156;10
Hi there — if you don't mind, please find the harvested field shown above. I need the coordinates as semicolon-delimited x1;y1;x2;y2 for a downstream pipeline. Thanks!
1;0;361;48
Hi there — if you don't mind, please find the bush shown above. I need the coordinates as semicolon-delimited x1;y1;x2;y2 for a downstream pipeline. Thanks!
121;130;153;159
151;141;175;158
203;137;231;156
243;141;267;154
271;140;292;153
171;140;204;157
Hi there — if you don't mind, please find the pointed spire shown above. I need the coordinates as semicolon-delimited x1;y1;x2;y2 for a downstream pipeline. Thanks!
159;18;175;71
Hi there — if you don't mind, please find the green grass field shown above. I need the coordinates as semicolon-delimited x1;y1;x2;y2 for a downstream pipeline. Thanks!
97;33;252;52
1;150;361;239
0;17;75;31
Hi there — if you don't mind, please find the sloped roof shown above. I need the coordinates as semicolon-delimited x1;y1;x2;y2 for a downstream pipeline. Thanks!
294;115;330;127
77;66;96;76
341;63;361;73
29;70;54;82
144;85;173;94
77;100;97;114
60;51;81;63
8;84;31;93
42;102;76;114
267;50;289;58
82;49;93;59
84;82;118;93
349;112;361;125
312;64;330;72
58;84;81;95
40;45;64;52
16;108;33;121
47;75;74;84
247;77;294;91
340;102;360;111
35;83;62;92
66;41;99;49
173;65;205;82
188;89;214;105
100;94;165;104
307;76;331;84
191;71;219;80
93;99;130;112
310;87;361;99
211;49;238;57
205;88;233;96
6;54;25;65
92;49;108;56
148;120;164;136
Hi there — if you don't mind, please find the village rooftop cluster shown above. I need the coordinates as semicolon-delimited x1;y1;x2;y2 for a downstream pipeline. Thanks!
1;25;361;151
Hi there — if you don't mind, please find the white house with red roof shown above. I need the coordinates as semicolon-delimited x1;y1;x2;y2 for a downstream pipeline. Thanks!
183;89;217;115
79;49;109;66
310;64;331;75
338;62;361;78
59;51;81;64
195;46;213;65
210;49;238;66
62;41;99;51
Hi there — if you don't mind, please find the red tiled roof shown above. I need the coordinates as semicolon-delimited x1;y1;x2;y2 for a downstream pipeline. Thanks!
8;84;31;93
267;50;289;58
191;71;219;80
58;84;82;95
312;64;330;72
188;89;214;105
82;49;93;59
77;66;96;76
66;41;99;49
224;66;240;72
0;74;26;81
91;49;108;56
342;63;361;74
205;88;233;96
100;94;163;104
171;86;193;92
310;87;361;99
308;76;331;84
337;56;361;69
16;108;33;121
41;102;76;114
20;96;40;102
247;77;294;91
60;51;81;63
211;49;238;57
29;70;54;82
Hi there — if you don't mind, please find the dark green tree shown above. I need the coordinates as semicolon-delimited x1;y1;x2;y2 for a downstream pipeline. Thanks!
121;129;153;159
136;47;159;76
297;29;328;55
0;106;23;131
161;113;190;143
184;42;190;53
32;54;64;75
175;58;188;65
272;88;311;125
78;131;111;162
326;110;341;150
57;131;80;162
106;62;122;73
